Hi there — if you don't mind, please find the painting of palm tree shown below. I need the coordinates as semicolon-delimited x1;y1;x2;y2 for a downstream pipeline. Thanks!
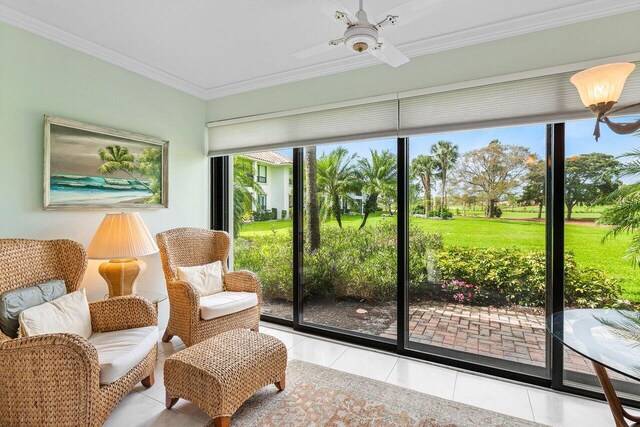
45;115;168;209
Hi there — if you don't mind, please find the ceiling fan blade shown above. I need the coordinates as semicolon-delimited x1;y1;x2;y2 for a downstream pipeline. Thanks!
370;39;410;68
375;0;446;28
293;39;342;60
309;0;357;24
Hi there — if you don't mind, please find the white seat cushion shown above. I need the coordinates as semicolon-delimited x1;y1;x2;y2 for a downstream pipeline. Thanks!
89;326;159;384
199;291;258;320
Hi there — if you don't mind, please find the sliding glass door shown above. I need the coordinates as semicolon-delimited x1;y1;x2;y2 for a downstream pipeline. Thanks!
300;139;398;340
230;150;294;320
216;119;640;402
562;117;640;396
406;124;549;375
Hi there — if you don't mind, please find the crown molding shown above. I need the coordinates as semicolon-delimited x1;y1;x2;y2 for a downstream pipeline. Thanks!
0;4;209;99
1;0;639;101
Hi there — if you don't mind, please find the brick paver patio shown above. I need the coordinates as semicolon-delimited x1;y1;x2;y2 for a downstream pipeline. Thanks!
382;302;632;381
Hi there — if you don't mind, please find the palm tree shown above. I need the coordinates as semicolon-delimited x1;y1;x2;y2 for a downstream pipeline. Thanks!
600;148;640;265
431;140;459;217
98;145;153;192
357;149;397;229
233;156;264;237
306;146;321;250
411;154;437;214
317;147;358;228
137;147;162;204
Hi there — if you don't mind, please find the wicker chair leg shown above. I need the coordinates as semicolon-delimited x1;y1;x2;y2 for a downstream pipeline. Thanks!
165;391;179;409
275;376;285;391
213;416;231;427
141;371;154;388
162;330;174;342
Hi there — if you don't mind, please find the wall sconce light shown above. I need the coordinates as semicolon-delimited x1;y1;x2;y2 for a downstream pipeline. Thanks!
571;62;640;141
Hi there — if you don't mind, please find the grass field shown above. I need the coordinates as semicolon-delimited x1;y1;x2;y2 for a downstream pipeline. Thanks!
237;211;640;302
448;204;606;220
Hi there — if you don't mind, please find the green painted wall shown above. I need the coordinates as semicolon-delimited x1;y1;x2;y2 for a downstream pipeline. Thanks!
0;23;207;327
207;11;640;122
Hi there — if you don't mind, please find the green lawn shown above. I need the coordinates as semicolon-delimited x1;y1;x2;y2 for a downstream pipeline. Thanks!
238;212;640;302
448;204;605;220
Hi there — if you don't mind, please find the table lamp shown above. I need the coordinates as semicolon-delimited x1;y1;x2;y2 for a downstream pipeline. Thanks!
87;212;158;297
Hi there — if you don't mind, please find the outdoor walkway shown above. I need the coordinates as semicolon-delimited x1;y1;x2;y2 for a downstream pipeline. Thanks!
382;302;624;379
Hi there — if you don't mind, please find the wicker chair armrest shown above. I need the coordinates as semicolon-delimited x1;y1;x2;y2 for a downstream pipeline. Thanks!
0;333;100;424
90;295;158;333
224;271;262;303
167;279;201;318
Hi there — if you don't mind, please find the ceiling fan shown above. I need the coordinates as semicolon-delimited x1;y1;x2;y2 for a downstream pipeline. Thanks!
294;0;444;68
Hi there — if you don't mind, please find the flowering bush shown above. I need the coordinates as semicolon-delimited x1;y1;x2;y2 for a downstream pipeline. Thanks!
436;246;621;308
441;280;481;304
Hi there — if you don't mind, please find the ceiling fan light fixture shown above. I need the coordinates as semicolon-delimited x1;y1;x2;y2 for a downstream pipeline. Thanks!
344;25;377;53
294;0;411;67
353;42;368;52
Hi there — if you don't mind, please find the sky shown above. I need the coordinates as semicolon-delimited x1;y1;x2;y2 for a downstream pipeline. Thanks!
267;116;640;193
50;124;155;179
276;116;640;162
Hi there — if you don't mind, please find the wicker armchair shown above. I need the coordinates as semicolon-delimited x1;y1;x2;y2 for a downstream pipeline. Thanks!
0;239;157;426
157;227;261;347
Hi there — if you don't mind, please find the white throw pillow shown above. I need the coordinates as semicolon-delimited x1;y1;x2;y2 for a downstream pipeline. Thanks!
177;261;224;297
19;289;92;339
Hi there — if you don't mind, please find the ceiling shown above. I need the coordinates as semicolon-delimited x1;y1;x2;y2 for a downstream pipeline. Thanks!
1;0;639;100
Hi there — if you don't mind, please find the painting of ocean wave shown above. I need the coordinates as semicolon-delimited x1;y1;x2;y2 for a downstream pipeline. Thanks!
44;116;168;209
50;174;154;205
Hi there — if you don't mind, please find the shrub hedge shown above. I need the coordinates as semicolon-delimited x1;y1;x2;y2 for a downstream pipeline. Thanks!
234;225;622;308
234;222;442;301
234;230;293;300
434;246;621;308
251;209;277;221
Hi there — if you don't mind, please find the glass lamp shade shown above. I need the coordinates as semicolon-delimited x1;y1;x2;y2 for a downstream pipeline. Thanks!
87;212;158;260
570;63;635;107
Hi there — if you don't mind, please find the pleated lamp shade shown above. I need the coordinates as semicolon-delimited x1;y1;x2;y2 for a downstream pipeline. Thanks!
87;212;158;260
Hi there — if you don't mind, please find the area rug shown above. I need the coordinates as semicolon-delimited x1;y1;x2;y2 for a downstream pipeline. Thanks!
219;360;547;427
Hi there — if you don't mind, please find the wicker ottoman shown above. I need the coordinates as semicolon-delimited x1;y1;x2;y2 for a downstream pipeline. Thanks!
164;329;287;427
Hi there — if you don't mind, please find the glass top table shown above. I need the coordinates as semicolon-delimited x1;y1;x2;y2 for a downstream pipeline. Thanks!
549;309;640;426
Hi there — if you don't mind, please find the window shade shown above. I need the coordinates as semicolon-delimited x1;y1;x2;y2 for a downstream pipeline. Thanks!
207;96;398;157
398;61;640;136
207;59;640;156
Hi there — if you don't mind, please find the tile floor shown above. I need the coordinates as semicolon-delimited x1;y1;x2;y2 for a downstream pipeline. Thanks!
105;322;632;426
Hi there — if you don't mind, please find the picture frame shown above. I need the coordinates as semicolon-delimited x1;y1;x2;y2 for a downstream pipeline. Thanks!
44;115;168;210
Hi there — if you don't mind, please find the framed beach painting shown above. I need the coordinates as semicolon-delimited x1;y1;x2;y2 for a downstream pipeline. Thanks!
44;115;168;209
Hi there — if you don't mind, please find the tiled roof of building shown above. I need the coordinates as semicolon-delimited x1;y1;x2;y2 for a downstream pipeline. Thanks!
242;151;293;165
